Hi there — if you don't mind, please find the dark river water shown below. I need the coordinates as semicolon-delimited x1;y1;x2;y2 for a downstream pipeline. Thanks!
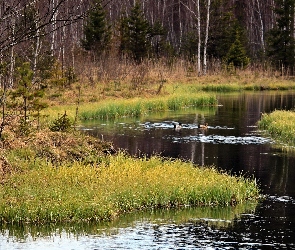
1;91;295;249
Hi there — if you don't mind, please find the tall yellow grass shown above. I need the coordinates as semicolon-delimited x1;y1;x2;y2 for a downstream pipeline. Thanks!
258;110;295;145
0;153;259;224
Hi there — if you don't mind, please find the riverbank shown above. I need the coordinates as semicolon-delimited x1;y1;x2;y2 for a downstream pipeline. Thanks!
43;73;295;123
46;73;295;109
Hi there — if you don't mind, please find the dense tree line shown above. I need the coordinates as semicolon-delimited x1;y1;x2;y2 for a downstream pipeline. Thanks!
1;0;295;140
0;0;295;89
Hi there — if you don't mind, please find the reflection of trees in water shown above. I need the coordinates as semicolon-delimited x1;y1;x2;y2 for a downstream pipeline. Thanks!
268;152;294;195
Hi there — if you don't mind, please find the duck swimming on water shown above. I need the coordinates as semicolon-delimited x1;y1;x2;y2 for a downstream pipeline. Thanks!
198;123;208;129
174;123;182;131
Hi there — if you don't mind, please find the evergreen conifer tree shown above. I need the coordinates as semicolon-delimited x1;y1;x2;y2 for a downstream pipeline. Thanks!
119;2;164;63
208;11;237;60
181;31;198;62
225;31;249;68
266;0;295;74
120;2;150;62
11;62;48;131
81;0;110;53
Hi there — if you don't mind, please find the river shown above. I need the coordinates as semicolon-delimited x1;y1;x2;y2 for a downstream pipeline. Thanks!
1;91;295;249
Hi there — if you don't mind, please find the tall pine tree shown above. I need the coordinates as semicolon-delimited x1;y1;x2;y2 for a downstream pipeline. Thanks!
81;0;110;53
208;9;237;60
267;0;295;74
120;2;150;62
119;2;164;63
225;30;250;68
11;62;47;132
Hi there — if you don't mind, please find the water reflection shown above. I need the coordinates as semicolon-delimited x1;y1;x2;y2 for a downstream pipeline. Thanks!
0;203;258;249
2;199;294;249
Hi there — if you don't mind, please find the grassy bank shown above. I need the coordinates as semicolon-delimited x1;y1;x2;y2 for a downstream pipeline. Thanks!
43;92;217;122
0;153;259;224
79;93;217;120
0;119;259;225
42;73;295;123
46;74;295;107
258;110;295;146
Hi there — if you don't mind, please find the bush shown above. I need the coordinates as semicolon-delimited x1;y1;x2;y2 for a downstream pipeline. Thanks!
49;111;72;132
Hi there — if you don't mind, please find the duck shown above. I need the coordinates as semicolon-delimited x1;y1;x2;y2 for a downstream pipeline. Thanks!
174;123;182;131
198;123;208;129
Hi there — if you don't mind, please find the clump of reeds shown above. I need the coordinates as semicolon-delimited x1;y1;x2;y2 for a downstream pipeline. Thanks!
258;110;295;145
0;153;259;224
79;93;217;120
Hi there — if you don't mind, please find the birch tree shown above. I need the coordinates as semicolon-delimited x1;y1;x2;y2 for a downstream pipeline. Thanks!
9;18;16;88
181;0;210;75
255;0;265;54
0;0;88;57
50;0;58;53
196;0;201;75
203;0;211;75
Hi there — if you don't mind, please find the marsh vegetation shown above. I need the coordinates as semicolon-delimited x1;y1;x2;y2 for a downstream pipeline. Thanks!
0;153;259;224
258;110;295;146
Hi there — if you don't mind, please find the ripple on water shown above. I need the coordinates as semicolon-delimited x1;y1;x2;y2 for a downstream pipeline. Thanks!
268;195;295;204
167;134;273;145
141;122;235;130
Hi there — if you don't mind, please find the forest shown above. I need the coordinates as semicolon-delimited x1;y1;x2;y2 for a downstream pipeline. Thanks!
0;0;294;94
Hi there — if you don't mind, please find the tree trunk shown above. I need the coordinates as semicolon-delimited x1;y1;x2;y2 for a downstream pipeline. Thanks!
0;82;6;141
9;19;15;89
32;28;41;85
197;0;201;76
51;0;58;54
203;0;211;75
256;0;265;54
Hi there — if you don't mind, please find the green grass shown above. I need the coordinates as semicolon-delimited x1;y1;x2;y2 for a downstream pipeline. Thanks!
42;92;217;123
43;78;295;124
79;93;217;120
198;83;243;92
188;82;295;92
0;153;259;225
258;110;295;145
